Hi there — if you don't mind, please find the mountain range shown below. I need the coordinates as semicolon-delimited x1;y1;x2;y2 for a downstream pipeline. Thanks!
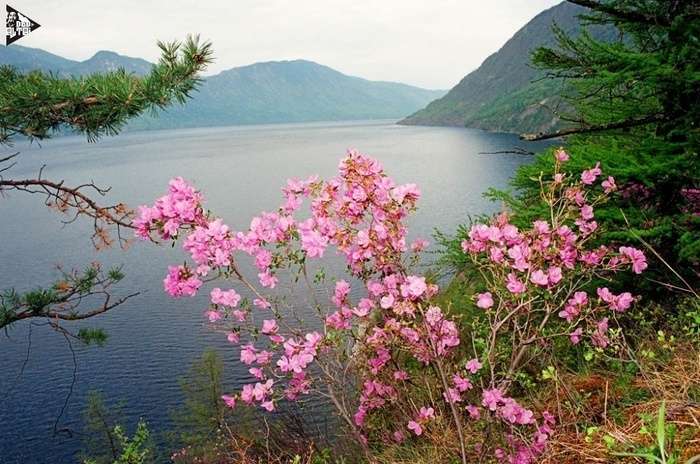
1;2;616;135
400;1;617;134
0;45;445;129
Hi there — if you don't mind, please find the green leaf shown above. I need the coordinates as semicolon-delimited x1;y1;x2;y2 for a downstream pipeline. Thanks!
657;400;666;463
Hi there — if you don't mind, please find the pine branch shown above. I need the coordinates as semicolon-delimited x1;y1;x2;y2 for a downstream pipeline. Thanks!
0;264;137;330
0;34;213;144
566;0;672;26
520;113;666;141
0;164;135;249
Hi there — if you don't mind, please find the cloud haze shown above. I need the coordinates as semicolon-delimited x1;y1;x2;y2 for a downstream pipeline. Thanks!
9;0;561;89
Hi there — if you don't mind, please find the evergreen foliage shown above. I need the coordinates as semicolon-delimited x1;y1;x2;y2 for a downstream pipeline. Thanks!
0;35;212;143
499;0;699;297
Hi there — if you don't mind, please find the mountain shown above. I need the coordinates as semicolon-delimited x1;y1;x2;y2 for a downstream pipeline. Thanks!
0;45;444;128
133;60;445;129
400;1;617;134
0;44;151;76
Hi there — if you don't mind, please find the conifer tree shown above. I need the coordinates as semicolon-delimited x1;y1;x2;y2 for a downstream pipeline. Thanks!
503;0;698;296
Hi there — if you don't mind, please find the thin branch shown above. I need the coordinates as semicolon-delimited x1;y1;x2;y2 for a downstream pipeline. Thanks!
520;113;666;141
479;147;534;156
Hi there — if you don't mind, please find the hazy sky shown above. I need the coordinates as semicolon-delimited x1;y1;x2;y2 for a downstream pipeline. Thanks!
12;0;561;89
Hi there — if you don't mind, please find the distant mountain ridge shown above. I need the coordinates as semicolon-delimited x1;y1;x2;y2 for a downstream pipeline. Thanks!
0;45;152;76
400;1;617;134
0;45;444;129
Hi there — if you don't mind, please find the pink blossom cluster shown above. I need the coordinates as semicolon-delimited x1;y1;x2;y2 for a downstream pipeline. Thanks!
134;177;205;239
478;388;556;463
406;406;435;436
136;151;446;420
462;153;647;350
138;148;647;461
495;411;556;464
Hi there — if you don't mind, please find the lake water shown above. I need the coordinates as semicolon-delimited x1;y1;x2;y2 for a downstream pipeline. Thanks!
0;120;553;463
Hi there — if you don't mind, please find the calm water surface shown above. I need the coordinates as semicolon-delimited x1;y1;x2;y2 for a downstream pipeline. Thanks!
0;121;553;463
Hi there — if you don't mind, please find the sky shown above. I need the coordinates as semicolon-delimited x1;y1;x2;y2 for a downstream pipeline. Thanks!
10;0;562;89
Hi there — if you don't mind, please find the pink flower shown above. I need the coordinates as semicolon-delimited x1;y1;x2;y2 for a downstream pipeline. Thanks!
597;287;635;312
221;394;236;408
571;291;588;306
453;374;473;392
332;280;351;307
569;327;583;345
554;148;569;162
476;292;494;309
249;367;264;379
352;298;374;317
411;238;429;252
258;271;278;288
533;220;550;235
591;317;610;348
547;266;563;285
619;246;647;274
210;288;241;307
482;388;504;411
240;384;254;403
253;298;271;309
580;204;594;221
444;387;462;403
615;292;634;311
393;430;406;443
380;294;395;309
407;420;423;436
602;176;617;193
393;370;409;381
401;275;427;299
558;304;579;322
506;273;526;294
204;310;222;322
298;222;328;258
391;183;420;204
227;332;240;344
256;350;273;365
261;319;279;335
466;404;480;419
466;358;482;374
354;407;367;427
530;269;548;286
425;306;443;325
163;265;202;297
419;406;435;420
581;162;602;185
260;400;275;412
240;344;257;365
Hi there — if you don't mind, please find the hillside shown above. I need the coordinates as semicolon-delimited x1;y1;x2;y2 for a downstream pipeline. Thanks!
400;1;616;134
0;45;444;128
0;44;151;76
133;59;445;129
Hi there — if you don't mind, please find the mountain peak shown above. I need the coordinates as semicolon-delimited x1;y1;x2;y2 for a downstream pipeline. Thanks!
88;50;121;60
0;44;445;130
400;1;617;134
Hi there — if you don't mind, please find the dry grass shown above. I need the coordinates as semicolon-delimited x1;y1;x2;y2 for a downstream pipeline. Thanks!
541;345;700;463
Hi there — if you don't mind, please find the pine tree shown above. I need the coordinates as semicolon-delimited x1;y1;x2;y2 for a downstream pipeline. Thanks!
503;0;699;297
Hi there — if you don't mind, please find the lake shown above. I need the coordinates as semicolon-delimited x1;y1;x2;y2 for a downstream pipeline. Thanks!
0;120;554;463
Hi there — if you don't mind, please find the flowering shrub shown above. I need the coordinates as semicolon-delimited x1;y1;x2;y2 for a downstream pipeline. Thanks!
136;149;646;464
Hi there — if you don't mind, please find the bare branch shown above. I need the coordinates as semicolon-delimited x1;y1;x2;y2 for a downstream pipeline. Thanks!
479;147;534;156
520;113;666;141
